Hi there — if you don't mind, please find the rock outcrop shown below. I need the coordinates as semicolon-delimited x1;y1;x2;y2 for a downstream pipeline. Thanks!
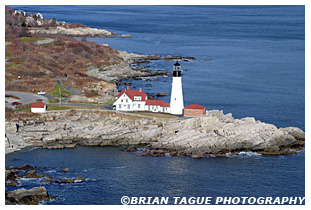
5;187;54;205
29;26;112;37
5;109;305;157
5;165;88;204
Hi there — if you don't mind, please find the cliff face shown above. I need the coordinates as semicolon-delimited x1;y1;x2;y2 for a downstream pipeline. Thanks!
5;110;305;157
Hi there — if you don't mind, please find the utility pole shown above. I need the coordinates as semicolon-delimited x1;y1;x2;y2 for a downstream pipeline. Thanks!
59;87;62;106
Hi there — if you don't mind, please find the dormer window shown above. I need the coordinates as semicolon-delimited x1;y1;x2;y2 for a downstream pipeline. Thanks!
134;96;142;101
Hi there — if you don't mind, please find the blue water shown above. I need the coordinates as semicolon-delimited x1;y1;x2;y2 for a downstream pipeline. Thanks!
5;146;305;204
7;5;305;204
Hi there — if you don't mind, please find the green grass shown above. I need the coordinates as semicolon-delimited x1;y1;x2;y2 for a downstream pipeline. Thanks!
48;98;59;103
50;82;71;98
5;52;11;59
5;61;25;68
19;37;46;42
16;107;31;112
5;62;16;68
46;104;72;111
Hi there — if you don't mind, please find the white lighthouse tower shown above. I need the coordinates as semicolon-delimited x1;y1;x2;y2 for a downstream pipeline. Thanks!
170;61;184;115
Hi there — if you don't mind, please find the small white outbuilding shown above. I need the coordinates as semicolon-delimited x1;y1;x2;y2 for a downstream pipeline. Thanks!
31;102;46;113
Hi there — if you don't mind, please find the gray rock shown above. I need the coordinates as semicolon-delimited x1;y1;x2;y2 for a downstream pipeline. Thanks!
5;187;54;205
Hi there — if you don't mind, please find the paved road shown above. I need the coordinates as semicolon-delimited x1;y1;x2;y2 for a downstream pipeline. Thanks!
56;79;82;103
5;91;49;108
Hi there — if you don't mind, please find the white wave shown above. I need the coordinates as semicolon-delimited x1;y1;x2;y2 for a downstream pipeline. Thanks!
238;151;262;156
45;169;56;173
27;147;39;152
17;177;45;186
113;166;127;169
226;151;262;158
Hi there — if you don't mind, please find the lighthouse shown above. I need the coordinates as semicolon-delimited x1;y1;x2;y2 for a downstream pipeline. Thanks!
170;61;184;115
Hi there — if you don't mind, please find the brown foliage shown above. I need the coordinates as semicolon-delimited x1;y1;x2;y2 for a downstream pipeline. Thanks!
6;10;124;93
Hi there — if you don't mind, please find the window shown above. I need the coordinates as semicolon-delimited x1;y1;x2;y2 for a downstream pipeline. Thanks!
128;105;130;109
188;110;191;114
126;99;128;103
196;111;198;113
138;104;140;108
119;104;121;109
121;99;123;103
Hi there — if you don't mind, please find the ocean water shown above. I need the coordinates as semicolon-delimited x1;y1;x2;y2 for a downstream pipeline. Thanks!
5;146;306;204
7;5;305;204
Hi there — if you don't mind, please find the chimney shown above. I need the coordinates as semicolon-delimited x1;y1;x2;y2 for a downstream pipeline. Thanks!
127;86;129;90
139;88;142;92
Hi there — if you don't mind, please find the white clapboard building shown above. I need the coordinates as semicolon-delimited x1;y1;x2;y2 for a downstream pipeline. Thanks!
113;87;170;113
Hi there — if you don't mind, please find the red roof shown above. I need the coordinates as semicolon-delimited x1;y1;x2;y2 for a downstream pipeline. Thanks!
184;104;206;110
31;102;46;108
145;100;170;108
145;100;164;106
162;103;170;107
116;88;147;101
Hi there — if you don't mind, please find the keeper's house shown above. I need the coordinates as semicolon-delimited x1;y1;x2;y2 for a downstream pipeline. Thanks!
113;87;147;111
113;87;170;113
183;104;206;117
31;102;46;113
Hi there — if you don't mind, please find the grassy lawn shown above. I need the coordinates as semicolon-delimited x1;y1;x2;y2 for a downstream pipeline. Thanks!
48;98;59;103
132;112;178;119
5;61;25;68
19;37;46;42
49;82;71;98
46;104;105;111
5;52;11;59
15;107;31;112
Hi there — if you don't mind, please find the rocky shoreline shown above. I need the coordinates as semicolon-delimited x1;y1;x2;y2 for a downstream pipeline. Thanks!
5;109;305;158
86;50;196;82
28;26;131;38
5;165;86;205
